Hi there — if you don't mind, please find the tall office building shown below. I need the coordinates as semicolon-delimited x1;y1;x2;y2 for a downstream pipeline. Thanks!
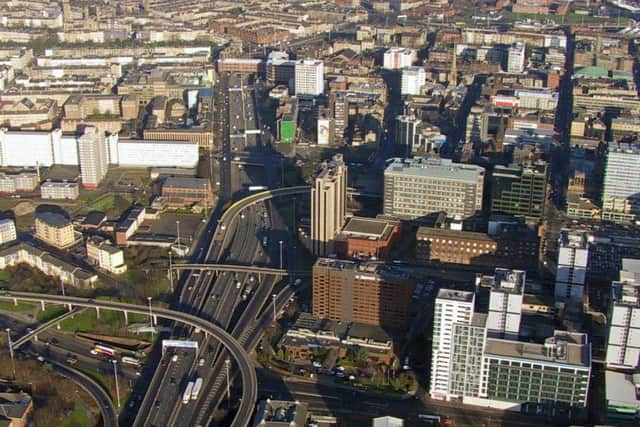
554;230;589;306
602;143;640;222
311;154;347;256
384;157;484;221
606;259;640;370
294;60;324;96
485;269;525;340
78;126;108;189
395;114;422;156
266;51;296;88
430;289;476;400
401;66;426;96
312;258;414;328
490;161;548;220
449;314;488;400
329;92;348;145
507;42;526;73
383;47;416;70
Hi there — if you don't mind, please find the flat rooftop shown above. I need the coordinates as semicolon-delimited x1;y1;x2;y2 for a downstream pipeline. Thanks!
436;288;475;303
385;157;484;182
339;216;394;240
485;332;590;367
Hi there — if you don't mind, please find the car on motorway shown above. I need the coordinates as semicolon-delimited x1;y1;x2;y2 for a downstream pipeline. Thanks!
37;355;45;363
199;358;205;367
66;354;78;365
171;354;178;362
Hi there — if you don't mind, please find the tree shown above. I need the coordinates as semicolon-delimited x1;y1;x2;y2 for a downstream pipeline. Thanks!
354;347;368;367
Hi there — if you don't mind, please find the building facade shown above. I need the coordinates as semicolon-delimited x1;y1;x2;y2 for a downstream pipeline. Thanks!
40;180;79;200
485;269;525;339
311;154;347;257
554;230;589;306
0;218;16;245
294;60;324;96
86;236;127;274
602;143;640;222
160;177;212;208
430;289;476;400
34;212;76;249
507;42;526;73
490;162;548;220
606;259;640;370
384;157;485;221
415;226;539;271
401;66;426;96
383;47;415;69
312;258;414;329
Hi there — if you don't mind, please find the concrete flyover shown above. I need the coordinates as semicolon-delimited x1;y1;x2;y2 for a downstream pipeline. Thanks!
0;291;257;427
171;263;311;277
45;357;118;427
12;307;86;349
213;185;310;260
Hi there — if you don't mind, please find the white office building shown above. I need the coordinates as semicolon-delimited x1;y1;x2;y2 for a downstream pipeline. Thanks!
401;66;426;96
109;138;199;168
383;48;416;70
0;128;58;167
294;60;324;96
602;143;640;220
606;259;640;370
554;230;589;306
507;42;526;73
430;289;475;400
0;218;16;245
486;269;525;340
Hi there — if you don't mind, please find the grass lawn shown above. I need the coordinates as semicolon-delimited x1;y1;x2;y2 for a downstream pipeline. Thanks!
0;300;36;312
60;296;146;333
60;400;92;427
36;305;68;323
502;11;611;24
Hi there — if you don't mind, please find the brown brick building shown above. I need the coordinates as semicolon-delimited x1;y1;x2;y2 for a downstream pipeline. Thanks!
312;258;414;330
415;226;539;271
161;177;213;208
333;217;400;261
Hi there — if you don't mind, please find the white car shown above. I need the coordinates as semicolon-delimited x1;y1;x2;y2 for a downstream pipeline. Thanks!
199;358;205;367
171;354;178;362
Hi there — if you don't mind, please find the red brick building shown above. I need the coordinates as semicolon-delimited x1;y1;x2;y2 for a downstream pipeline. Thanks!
333;217;400;261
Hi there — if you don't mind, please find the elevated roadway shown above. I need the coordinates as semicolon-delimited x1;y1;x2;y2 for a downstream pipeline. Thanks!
0;291;257;427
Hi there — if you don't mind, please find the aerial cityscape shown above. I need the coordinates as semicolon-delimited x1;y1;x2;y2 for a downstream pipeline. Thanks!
1;0;640;426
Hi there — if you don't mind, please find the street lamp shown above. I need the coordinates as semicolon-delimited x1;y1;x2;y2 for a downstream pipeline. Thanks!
112;359;121;409
225;358;231;409
60;277;65;297
147;297;154;333
272;294;277;322
168;251;174;294
5;328;16;379
176;220;181;249
278;240;284;270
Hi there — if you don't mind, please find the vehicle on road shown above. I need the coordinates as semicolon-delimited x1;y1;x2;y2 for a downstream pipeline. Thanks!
91;344;116;357
65;354;78;365
248;185;268;192
121;356;141;366
191;377;203;400
182;381;194;404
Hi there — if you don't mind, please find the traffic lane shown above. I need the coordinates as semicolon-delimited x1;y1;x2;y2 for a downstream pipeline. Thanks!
45;356;119;427
148;349;196;426
258;376;549;427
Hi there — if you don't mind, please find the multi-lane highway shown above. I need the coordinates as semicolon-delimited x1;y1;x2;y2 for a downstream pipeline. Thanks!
133;71;303;426
0;291;258;427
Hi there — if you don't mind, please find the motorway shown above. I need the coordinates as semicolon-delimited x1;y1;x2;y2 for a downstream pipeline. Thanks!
134;71;303;427
0;291;258;427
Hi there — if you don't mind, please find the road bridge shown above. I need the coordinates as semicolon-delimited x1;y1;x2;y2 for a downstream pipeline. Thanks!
0;291;257;427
